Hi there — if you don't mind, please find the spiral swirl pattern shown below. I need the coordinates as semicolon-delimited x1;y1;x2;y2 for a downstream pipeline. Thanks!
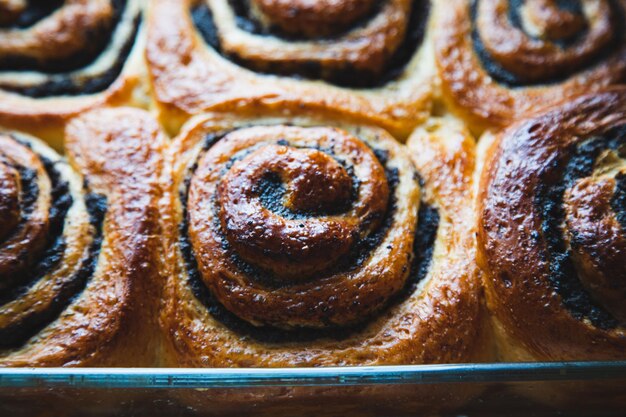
478;89;626;360
248;0;377;38
0;132;104;350
160;113;486;367
147;0;435;139
191;0;429;87
436;0;626;129
182;125;419;330
0;0;142;97
473;0;622;85
0;108;166;367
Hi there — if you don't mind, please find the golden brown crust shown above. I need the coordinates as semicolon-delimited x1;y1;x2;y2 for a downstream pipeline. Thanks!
0;0;113;63
0;0;147;150
216;0;410;77
159;109;488;367
477;88;626;361
187;125;413;330
249;0;377;38
0;137;51;287
0;0;26;26
435;0;626;131
145;0;434;139
565;177;626;324
0;107;165;367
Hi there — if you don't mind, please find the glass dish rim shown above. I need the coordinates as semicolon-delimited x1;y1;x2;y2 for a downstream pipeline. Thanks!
0;361;625;389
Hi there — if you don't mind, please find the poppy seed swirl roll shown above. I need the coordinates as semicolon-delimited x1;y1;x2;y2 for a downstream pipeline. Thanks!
159;110;488;367
478;88;626;361
146;0;435;139
435;0;626;131
0;0;146;150
0;108;164;367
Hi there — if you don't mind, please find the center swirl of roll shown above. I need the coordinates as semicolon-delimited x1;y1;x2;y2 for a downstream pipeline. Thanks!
217;144;386;281
248;0;377;38
483;113;626;330
186;125;419;329
474;0;621;84
562;142;626;324
520;0;587;40
192;0;428;87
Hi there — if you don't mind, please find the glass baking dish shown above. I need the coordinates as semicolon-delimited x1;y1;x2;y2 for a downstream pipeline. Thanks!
1;362;625;416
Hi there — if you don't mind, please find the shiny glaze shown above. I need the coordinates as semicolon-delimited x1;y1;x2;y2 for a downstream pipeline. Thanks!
0;0;146;150
249;0;377;38
146;0;435;139
0;108;165;366
478;89;626;360
0;0;115;71
159;112;488;367
435;0;626;131
186;125;407;329
205;0;412;82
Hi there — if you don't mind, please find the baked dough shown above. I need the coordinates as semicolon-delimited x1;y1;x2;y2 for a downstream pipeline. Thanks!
0;107;164;366
146;0;436;139
158;108;489;367
477;88;626;361
0;0;147;150
435;0;626;131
